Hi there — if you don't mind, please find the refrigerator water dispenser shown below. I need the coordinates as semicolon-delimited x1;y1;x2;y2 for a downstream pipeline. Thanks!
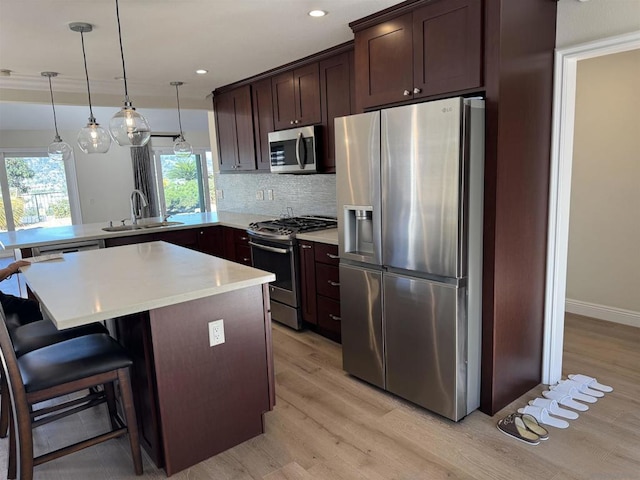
343;206;374;257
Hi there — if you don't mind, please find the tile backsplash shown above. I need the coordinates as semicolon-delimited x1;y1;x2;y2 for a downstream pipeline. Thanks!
214;173;337;218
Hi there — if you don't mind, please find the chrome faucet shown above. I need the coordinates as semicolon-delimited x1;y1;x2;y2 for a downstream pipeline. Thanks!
130;189;148;225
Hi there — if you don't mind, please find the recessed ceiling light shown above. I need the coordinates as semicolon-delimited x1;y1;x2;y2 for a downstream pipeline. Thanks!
196;69;208;75
309;10;327;17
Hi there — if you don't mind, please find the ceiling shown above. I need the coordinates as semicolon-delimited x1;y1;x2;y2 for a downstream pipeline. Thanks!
0;0;401;105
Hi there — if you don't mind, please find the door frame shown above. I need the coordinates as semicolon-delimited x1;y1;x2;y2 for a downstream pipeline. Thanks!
542;31;640;385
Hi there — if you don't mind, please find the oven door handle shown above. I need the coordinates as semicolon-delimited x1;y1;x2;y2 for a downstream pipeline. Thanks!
249;241;290;254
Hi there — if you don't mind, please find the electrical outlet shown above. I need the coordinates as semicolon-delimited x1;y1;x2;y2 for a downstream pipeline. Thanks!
256;190;264;200
208;319;225;346
216;189;224;200
267;189;274;201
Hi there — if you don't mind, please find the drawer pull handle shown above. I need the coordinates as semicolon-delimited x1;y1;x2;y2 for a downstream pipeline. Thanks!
242;257;251;262
326;253;339;259
301;245;312;249
240;236;248;241
329;314;341;322
327;280;340;287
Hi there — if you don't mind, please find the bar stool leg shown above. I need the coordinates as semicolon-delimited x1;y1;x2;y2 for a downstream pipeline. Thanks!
0;374;9;438
117;367;143;475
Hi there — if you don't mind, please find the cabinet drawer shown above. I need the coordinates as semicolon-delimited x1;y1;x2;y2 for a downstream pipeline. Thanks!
316;263;340;300
317;296;341;343
315;243;339;266
236;245;253;266
232;229;250;244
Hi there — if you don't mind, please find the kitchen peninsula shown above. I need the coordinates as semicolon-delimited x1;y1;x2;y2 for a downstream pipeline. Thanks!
19;241;276;476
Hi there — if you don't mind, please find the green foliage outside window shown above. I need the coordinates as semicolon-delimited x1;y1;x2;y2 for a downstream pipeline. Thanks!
0;198;25;230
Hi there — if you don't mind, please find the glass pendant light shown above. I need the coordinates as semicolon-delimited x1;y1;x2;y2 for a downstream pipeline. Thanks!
41;72;73;161
170;82;193;158
71;22;111;154
109;0;151;147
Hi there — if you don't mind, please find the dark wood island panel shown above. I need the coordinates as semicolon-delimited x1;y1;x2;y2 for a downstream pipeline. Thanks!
114;284;274;476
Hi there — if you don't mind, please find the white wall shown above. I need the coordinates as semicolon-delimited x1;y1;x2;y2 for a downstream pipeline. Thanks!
565;49;640;326
556;0;640;48
0;129;212;224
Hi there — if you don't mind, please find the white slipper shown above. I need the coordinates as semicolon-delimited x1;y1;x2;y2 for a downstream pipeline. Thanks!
568;374;613;393
529;397;579;420
518;405;569;429
550;382;598;403
542;389;589;411
558;379;604;398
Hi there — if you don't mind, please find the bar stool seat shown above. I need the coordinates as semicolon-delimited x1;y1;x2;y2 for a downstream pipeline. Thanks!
11;319;107;357
18;333;132;392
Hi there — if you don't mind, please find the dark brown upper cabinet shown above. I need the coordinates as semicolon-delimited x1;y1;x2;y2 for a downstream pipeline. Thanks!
214;85;257;171
319;51;354;173
272;63;322;130
251;78;274;171
354;0;482;110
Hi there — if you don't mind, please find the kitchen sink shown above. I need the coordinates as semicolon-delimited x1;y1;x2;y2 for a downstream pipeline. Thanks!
102;221;183;232
139;221;184;229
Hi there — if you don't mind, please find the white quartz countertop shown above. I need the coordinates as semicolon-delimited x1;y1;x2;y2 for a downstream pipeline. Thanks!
20;241;275;330
296;228;338;245
0;211;275;251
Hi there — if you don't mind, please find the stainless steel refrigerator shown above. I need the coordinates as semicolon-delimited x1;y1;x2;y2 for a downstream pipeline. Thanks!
336;97;484;421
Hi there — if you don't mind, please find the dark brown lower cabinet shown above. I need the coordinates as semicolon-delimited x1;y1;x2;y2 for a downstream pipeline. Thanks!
222;226;252;266
299;240;341;343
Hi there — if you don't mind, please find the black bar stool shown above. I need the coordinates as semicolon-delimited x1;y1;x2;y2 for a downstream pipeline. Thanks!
0;316;108;438
0;306;143;479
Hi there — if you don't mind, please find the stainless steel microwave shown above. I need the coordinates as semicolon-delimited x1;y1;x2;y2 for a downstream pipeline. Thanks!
268;125;320;174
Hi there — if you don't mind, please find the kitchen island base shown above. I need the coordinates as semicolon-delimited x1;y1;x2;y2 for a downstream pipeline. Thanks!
113;284;275;476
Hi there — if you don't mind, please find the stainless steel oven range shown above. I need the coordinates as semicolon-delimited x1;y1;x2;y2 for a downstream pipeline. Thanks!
248;216;337;330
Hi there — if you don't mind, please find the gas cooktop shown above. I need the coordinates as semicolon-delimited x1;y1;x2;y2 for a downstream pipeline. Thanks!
248;216;337;239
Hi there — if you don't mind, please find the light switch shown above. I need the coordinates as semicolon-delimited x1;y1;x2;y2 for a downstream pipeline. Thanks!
208;319;225;346
267;189;274;201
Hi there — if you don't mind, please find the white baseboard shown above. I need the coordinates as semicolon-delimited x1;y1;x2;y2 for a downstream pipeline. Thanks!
565;299;640;328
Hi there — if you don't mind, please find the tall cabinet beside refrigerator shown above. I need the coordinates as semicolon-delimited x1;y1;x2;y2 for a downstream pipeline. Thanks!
336;97;484;421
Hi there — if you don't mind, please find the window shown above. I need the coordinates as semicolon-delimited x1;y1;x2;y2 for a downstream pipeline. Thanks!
0;151;81;232
152;149;215;216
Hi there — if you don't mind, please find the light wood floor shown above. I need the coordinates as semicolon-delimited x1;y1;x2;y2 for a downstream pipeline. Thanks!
1;312;638;479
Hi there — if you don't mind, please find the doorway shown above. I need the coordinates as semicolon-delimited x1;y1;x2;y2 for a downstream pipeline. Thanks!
543;31;640;384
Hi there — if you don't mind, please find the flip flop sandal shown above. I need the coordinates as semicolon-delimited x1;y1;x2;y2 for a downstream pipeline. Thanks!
550;382;598;403
517;413;549;440
542;389;589;411
568;374;613;393
558;379;604;398
518;405;570;429
497;413;540;445
529;397;579;420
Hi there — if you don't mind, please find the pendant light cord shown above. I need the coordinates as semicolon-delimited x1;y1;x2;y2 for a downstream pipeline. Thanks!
46;76;61;138
115;0;130;103
175;84;184;137
79;31;96;121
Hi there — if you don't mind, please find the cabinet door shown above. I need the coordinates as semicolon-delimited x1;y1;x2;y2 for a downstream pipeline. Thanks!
319;52;352;173
252;78;274;171
214;90;239;171
214;86;256;171
413;0;482;97
298;240;317;325
293;63;321;127
196;226;225;257
354;13;413;110
272;71;297;130
317;296;341;343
